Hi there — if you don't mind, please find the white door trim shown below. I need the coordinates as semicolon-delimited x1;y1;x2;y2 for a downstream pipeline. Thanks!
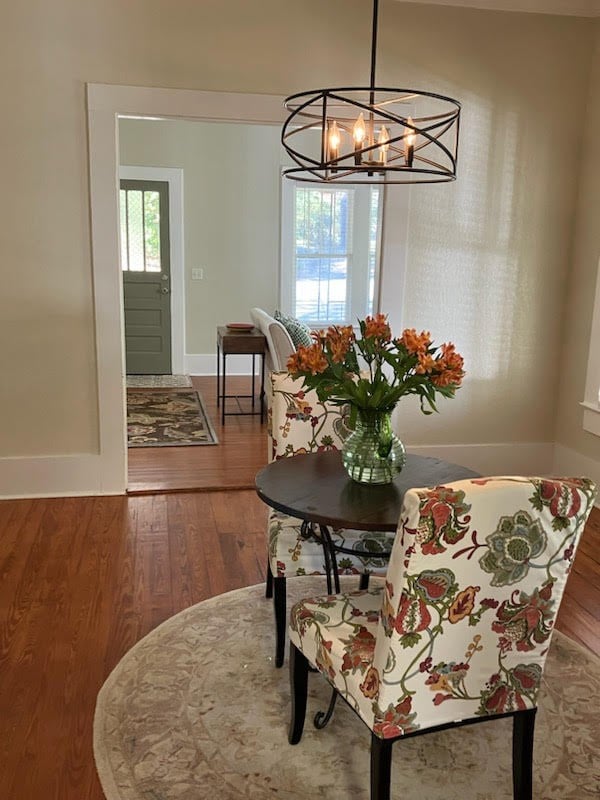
119;165;185;374
86;84;286;494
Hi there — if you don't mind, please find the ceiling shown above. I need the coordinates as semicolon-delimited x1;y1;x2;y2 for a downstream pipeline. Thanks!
395;0;600;17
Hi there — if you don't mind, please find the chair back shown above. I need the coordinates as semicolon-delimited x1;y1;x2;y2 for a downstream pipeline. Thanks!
369;476;596;736
267;371;350;462
250;308;295;373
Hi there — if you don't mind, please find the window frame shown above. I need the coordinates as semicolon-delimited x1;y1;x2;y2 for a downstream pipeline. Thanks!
280;180;383;328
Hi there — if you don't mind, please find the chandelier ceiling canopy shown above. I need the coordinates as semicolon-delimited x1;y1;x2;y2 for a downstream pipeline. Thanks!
281;0;461;185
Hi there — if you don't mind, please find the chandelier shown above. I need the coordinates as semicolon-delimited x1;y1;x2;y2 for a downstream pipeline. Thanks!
281;0;461;185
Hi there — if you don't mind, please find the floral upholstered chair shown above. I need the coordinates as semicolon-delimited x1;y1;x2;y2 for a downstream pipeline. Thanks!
288;475;596;800
265;371;394;667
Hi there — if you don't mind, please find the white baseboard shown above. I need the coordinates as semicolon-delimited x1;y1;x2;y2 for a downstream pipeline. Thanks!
553;443;600;507
2;439;597;503
405;442;555;477
0;453;126;500
185;353;258;376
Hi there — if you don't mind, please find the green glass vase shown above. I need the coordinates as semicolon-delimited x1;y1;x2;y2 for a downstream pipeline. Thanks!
341;408;406;485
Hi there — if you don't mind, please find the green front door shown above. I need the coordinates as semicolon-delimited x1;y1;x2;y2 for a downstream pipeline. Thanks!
120;180;171;375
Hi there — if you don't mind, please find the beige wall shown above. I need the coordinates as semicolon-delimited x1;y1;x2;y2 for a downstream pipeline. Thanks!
119;119;282;354
555;20;600;462
0;0;596;459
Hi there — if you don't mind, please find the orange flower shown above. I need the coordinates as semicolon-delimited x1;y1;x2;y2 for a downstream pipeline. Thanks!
432;343;465;387
364;313;392;342
326;325;355;363
287;343;328;375
399;328;431;355
415;353;436;375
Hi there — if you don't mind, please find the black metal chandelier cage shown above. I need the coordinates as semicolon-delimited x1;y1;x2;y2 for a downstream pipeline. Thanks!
281;0;461;185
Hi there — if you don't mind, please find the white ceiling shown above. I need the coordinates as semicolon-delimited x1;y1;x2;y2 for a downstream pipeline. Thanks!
395;0;600;17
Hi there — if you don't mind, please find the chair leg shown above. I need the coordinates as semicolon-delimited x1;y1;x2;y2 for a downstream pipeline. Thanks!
288;644;309;744
359;571;370;590
370;733;393;800
273;575;287;668
265;560;274;599
513;709;536;800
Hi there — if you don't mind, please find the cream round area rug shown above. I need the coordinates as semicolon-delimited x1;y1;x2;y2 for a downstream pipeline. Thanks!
94;579;600;800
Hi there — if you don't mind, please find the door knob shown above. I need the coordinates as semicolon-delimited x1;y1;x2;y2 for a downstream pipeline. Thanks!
161;287;170;294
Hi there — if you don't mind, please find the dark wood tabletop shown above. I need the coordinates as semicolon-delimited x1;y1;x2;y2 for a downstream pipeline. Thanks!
255;450;479;531
217;326;266;355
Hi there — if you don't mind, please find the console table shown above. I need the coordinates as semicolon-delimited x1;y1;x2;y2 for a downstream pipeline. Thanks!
216;326;266;425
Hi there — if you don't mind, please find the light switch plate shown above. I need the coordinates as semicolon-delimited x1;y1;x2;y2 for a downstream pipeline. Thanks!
191;268;204;280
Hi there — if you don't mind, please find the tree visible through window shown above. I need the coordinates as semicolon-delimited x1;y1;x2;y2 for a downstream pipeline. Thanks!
281;183;382;327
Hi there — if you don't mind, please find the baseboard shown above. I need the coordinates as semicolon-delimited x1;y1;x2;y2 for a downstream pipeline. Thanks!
405;442;555;477
185;353;256;376
3;440;596;503
0;453;126;500
553;443;600;507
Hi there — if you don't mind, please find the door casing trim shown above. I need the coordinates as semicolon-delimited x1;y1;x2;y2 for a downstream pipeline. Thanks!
86;84;286;493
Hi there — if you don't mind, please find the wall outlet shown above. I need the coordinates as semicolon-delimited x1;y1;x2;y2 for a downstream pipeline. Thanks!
191;268;204;280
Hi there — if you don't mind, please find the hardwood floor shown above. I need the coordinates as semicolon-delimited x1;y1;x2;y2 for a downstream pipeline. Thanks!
0;456;598;797
127;375;268;493
0;490;269;800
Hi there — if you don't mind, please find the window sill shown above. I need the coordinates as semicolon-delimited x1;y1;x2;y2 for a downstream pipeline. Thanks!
580;401;600;437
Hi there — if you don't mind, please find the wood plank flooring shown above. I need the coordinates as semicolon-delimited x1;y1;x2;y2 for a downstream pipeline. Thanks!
127;376;268;493
0;491;268;800
0;461;598;797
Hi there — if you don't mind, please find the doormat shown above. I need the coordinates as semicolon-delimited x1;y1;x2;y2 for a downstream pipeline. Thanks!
126;374;193;389
127;390;218;447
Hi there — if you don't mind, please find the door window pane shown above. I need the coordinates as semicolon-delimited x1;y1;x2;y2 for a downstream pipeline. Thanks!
143;191;161;272
127;190;145;272
120;186;162;273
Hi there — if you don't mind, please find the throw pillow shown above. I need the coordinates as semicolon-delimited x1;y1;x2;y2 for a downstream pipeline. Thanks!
274;310;313;349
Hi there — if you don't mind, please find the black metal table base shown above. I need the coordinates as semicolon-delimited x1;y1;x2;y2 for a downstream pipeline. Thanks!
301;523;391;730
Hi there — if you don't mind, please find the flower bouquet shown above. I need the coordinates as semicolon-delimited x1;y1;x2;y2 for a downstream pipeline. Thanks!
286;314;465;484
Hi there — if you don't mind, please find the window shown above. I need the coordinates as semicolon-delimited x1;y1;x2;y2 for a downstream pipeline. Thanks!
281;183;383;327
119;186;162;272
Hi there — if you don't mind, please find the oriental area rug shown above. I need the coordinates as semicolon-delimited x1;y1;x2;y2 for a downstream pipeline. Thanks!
94;579;600;800
126;390;218;447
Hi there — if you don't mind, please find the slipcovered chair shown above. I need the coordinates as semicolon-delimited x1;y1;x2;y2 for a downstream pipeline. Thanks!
250;308;296;374
288;475;597;800
265;370;394;667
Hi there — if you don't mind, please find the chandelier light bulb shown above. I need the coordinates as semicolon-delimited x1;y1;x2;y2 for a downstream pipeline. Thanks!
353;112;367;144
328;120;341;167
378;125;390;164
405;116;416;167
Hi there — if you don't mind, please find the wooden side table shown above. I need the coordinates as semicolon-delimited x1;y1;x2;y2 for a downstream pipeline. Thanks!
216;326;266;425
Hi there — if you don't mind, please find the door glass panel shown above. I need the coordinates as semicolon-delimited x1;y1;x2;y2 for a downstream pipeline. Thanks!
119;186;163;273
119;190;129;271
127;190;145;272
143;191;161;272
